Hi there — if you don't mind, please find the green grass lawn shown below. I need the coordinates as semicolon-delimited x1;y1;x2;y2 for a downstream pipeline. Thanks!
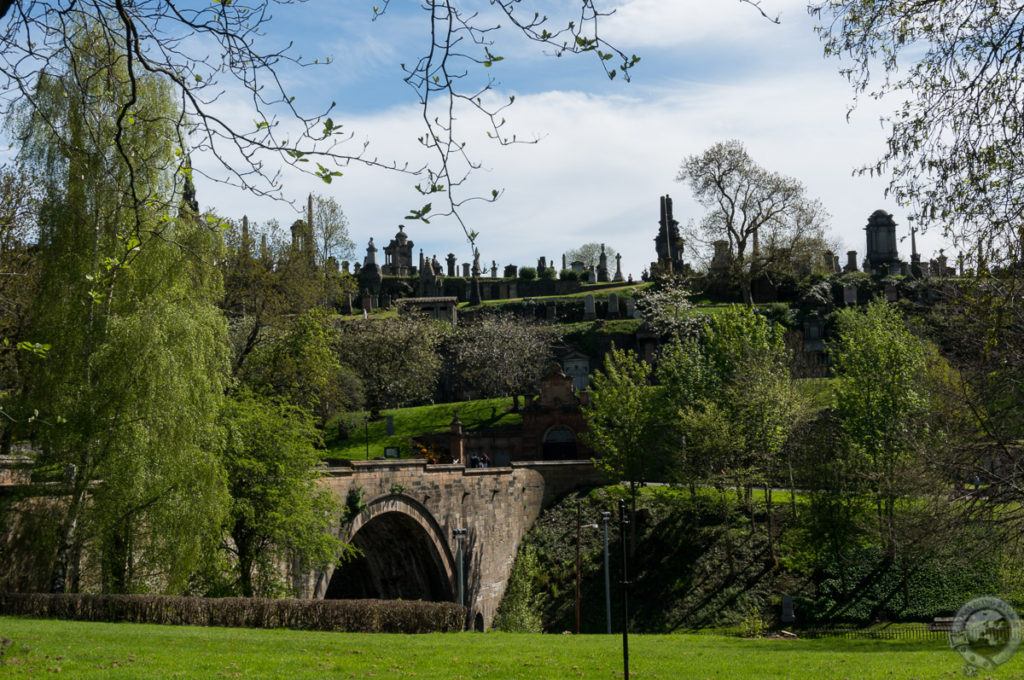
0;616;1014;679
325;397;521;460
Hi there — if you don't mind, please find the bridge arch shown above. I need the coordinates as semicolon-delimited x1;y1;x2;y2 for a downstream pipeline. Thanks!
320;493;456;603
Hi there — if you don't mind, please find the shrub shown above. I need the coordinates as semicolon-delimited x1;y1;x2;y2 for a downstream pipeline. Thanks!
0;593;466;633
493;545;544;632
559;269;578;281
518;267;536;281
538;267;557;281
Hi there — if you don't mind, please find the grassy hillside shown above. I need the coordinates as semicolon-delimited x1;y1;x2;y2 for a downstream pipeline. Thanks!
324;397;521;460
499;485;1019;634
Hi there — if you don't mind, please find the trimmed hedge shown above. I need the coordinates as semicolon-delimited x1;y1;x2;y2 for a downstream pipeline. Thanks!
0;593;466;633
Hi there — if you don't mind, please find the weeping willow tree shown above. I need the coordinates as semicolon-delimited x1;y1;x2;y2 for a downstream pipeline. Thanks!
7;20;230;594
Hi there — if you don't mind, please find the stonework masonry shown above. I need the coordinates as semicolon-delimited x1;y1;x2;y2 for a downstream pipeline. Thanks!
303;459;604;630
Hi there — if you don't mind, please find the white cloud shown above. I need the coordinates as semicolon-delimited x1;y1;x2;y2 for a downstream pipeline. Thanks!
196;65;949;281
191;1;953;279
603;0;809;49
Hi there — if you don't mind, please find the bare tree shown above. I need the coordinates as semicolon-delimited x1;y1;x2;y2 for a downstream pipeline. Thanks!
0;2;774;241
810;0;1024;266
677;140;829;304
565;243;617;270
311;194;354;269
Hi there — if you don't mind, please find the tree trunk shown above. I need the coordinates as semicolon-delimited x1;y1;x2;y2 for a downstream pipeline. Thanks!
765;484;776;568
50;480;88;594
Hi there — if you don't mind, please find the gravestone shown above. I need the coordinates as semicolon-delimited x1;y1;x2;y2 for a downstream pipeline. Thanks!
504;264;518;278
446;253;456;277
571;260;585;275
597;244;609;282
462;263;470;277
613;253;624;282
781;595;795;625
624;297;636;319
845;251;858;273
843;283;858;305
588;269;597;284
607;292;619;319
802;317;825;352
508;281;518;298
888;261;901;276
491;261;498;278
885;284;898;302
864;209;899;273
341;260;350;274
583;294;596;321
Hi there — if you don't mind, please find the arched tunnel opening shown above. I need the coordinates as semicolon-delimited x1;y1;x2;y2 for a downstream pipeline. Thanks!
324;511;453;602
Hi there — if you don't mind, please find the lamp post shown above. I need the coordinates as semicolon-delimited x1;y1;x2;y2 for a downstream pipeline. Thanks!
575;503;581;634
600;510;612;635
452;528;467;607
618;499;631;680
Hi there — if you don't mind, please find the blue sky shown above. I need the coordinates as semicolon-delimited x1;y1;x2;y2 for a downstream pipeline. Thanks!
194;1;952;278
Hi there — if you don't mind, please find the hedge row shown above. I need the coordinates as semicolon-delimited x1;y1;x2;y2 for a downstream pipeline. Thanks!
0;593;466;633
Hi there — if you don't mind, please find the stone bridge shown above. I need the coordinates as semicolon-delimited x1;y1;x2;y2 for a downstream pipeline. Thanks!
300;459;604;630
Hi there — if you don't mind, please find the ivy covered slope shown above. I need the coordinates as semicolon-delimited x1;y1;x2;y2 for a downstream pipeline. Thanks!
497;486;1024;634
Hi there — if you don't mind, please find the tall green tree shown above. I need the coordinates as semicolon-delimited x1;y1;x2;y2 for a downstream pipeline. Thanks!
218;392;344;598
9;23;230;593
0;163;41;448
658;306;803;562
583;347;668;514
238;309;362;424
830;300;932;552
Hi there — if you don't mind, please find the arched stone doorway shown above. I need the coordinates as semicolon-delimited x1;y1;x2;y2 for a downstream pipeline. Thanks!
323;495;455;602
542;426;578;460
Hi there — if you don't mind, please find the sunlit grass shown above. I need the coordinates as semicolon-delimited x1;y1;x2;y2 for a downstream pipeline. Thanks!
325;397;521;460
0;616;1008;679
